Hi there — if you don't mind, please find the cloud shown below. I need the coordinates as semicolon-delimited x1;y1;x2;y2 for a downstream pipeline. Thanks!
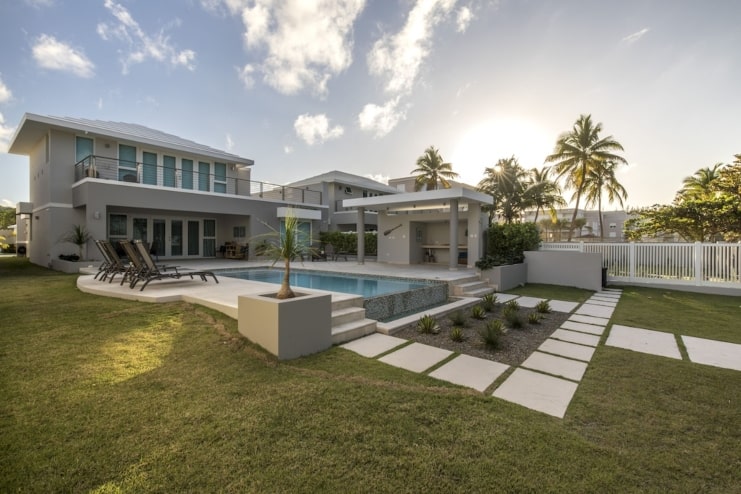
0;76;12;104
293;113;344;145
32;34;95;78
621;28;649;44
226;133;234;151
284;145;293;154
24;0;54;7
358;97;407;138
367;0;457;95
0;112;16;152
97;97;103;110
1;199;15;208
238;64;256;88
215;0;365;96
97;0;196;74
364;173;389;185
456;6;473;32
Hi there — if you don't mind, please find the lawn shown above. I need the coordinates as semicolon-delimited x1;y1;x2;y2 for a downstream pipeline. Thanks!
1;258;740;492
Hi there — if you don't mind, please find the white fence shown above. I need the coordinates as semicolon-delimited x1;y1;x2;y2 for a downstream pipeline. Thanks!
540;242;741;288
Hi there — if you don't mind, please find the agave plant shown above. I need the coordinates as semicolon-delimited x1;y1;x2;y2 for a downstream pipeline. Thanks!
61;225;92;260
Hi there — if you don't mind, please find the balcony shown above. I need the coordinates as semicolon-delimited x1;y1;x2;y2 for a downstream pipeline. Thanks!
74;155;322;206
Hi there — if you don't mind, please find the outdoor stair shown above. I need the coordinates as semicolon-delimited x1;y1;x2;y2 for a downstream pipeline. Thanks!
331;296;377;344
450;276;495;297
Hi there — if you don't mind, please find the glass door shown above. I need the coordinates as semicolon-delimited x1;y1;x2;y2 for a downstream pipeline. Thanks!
171;220;183;256
187;220;200;256
152;219;166;258
203;219;216;257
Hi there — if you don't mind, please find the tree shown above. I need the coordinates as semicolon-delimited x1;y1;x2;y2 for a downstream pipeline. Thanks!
677;163;724;201
545;114;627;241
411;146;459;191
523;166;566;223
477;156;529;224
0;207;15;229
582;160;628;240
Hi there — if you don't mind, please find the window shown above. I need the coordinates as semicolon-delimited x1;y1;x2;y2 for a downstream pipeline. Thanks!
142;152;157;185
198;161;210;191
344;186;353;194
133;218;148;241
214;162;226;193
119;145;137;182
109;214;127;242
233;226;246;238
609;223;617;229
163;155;177;187
76;136;93;163
181;159;193;189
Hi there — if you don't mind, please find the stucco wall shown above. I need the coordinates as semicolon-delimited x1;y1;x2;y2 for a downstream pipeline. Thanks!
525;250;602;291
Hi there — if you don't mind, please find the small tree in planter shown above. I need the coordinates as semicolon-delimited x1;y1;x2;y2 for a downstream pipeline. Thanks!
61;225;92;260
476;223;540;291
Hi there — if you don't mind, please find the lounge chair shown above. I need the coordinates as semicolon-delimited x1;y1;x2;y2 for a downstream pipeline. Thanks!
129;240;218;291
325;244;348;261
96;240;134;283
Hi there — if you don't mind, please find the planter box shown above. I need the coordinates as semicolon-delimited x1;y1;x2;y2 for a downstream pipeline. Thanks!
479;263;527;291
238;291;332;360
51;258;97;274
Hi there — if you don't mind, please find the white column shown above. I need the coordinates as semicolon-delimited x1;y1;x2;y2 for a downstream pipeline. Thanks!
357;207;365;264
449;199;459;270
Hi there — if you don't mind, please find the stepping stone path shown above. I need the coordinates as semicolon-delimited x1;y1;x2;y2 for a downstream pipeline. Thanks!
342;287;739;419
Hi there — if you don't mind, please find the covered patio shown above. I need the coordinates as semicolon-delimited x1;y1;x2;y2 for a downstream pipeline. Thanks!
343;188;493;269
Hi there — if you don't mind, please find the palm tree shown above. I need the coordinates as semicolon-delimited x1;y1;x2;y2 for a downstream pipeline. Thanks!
477;156;528;224
678;163;724;201
545;114;627;241
582;160;628;240
411;146;459;191
523;166;566;223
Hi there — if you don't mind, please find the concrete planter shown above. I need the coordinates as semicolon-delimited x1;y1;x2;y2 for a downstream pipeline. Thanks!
238;291;332;360
51;258;97;273
479;263;527;291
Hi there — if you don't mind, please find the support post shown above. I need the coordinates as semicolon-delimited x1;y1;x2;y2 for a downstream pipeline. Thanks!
357;207;365;264
449;199;459;270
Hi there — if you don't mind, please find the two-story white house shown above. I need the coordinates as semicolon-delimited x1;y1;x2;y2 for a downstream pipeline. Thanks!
8;113;325;267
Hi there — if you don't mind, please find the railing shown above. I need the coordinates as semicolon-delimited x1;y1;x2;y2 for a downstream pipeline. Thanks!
74;155;322;205
541;241;741;287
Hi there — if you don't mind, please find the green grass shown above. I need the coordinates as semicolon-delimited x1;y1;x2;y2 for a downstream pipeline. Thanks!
1;258;740;492
504;283;593;302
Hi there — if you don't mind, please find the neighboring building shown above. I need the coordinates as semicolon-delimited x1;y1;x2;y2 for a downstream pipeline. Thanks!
388;176;478;193
524;208;630;242
8;113;324;267
287;170;398;232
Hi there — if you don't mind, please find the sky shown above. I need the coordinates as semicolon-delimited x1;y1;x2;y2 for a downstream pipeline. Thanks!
1;0;739;211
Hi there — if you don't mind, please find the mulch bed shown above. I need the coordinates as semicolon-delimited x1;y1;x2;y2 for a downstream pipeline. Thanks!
393;304;570;367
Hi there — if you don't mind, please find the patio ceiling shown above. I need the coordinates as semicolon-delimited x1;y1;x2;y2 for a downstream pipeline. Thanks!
342;187;492;212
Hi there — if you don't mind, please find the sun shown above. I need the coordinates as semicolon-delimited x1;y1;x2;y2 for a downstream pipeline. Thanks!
450;117;555;186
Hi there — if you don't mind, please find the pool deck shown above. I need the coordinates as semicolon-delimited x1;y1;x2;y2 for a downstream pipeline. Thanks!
78;260;481;321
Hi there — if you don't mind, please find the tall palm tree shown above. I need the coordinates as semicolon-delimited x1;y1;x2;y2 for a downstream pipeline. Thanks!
523;166;566;223
411;146;459;191
582;160;628;240
477;156;528;224
678;163;724;201
545;114;627;241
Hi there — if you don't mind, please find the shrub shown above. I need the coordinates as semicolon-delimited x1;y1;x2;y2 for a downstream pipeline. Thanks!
318;231;378;256
479;319;503;348
504;300;520;312
481;293;497;312
528;313;542;324
449;327;465;342
535;300;551;313
417;314;440;334
478;223;540;268
471;305;487;320
448;310;468;327
504;307;523;329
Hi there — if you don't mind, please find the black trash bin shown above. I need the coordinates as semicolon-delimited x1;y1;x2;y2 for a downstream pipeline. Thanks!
17;245;27;257
601;267;607;288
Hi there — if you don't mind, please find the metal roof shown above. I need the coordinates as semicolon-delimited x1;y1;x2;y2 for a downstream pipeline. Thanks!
287;170;399;194
8;113;254;165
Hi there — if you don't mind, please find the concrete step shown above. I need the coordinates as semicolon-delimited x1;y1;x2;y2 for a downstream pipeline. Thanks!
331;295;364;311
452;280;489;296
332;306;366;326
331;318;378;345
463;286;496;298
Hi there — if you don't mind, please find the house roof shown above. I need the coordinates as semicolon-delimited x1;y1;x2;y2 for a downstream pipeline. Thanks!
8;113;254;166
287;170;399;194
343;187;493;211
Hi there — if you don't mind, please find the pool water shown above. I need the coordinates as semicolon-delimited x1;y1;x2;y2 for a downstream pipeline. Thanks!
221;268;431;298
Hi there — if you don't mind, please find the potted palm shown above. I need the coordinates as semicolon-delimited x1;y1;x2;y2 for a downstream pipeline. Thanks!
61;225;92;261
237;209;332;359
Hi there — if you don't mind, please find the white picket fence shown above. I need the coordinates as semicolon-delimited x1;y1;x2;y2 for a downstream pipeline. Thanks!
540;242;741;288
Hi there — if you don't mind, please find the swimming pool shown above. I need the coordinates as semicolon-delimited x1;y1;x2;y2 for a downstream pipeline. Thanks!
219;268;449;321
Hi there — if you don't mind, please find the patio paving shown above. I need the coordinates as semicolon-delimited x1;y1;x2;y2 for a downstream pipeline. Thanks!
429;355;509;392
560;320;606;336
492;368;579;419
513;296;546;308
681;336;741;371
548;300;579;313
585;298;617;307
538;338;596;362
605;325;682;360
340;333;407;358
551;328;601;347
575;303;615;319
521;351;588;381
378;342;453;373
569;314;610;326
493;293;520;303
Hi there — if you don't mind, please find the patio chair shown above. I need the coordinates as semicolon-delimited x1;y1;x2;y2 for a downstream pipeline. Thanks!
97;240;134;283
93;240;112;280
132;240;219;291
310;244;327;262
325;244;348;261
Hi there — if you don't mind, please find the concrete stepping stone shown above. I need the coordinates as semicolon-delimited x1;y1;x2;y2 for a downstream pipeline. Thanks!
551;329;601;347
575;303;615;319
569;314;609;326
538;338;596;362
682;336;741;371
601;288;622;293
341;333;407;358
522;351;588;381
597;291;622;297
513;296;546;308
494;293;520;303
586;298;617;307
605;325;681;360
378;342;453;373
548;300;579;313
493;368;579;418
560;320;605;336
429;354;509;392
